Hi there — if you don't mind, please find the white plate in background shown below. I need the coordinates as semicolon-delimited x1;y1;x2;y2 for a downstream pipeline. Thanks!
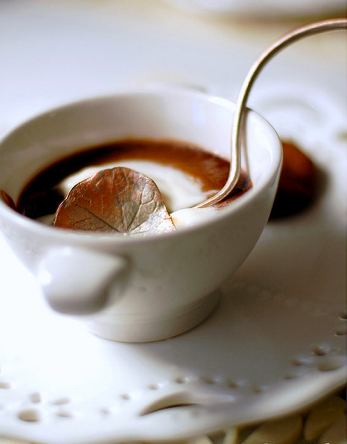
166;0;347;18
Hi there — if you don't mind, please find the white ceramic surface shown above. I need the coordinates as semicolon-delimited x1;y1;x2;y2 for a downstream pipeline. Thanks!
0;86;346;444
0;89;281;342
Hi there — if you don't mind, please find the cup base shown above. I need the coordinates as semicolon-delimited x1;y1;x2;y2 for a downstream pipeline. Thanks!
88;291;221;343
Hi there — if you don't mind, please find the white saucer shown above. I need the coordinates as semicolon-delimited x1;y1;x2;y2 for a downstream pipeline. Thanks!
0;86;346;443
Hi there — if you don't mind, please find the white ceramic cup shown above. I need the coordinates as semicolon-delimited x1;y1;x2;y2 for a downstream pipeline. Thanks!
0;89;282;342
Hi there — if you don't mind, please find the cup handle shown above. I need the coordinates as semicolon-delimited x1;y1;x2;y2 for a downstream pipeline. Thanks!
37;246;128;315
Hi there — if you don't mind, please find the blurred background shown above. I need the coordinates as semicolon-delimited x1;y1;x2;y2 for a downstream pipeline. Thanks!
0;0;346;143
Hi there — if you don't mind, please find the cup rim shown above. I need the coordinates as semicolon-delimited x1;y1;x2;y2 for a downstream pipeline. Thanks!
0;88;282;245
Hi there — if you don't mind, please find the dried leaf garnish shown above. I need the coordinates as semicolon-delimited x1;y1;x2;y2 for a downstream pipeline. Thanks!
0;190;16;210
53;167;175;235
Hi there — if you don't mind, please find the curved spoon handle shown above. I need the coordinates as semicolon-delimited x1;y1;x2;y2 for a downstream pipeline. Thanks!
197;18;347;208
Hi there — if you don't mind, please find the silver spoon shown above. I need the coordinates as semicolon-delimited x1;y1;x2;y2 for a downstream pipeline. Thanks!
196;18;347;208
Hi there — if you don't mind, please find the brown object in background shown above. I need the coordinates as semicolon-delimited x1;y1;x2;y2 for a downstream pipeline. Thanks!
270;141;318;220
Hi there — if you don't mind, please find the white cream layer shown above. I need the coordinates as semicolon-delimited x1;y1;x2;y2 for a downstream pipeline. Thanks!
60;160;207;212
38;161;222;229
